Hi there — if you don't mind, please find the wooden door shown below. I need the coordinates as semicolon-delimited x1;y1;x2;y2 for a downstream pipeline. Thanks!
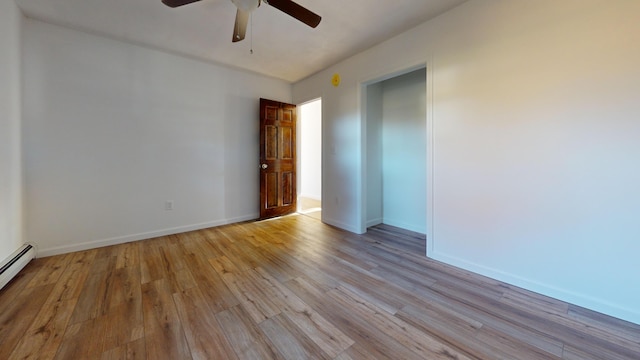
259;98;297;219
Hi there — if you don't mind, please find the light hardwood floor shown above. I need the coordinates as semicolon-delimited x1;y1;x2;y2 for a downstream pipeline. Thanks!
1;215;639;359
299;197;322;221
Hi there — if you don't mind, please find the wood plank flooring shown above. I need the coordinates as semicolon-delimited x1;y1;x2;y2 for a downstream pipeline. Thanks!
1;214;639;359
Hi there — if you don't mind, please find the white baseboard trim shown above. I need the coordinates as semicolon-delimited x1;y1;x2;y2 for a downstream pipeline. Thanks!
366;218;383;228
37;214;259;257
299;194;321;201
322;217;364;234
382;218;426;234
0;244;37;290
431;250;640;326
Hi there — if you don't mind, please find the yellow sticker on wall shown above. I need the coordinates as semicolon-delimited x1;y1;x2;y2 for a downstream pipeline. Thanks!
331;73;341;87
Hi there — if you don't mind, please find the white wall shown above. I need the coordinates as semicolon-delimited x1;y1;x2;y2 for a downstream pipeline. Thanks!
293;0;640;324
23;19;291;256
299;99;322;201
0;1;24;262
381;68;427;233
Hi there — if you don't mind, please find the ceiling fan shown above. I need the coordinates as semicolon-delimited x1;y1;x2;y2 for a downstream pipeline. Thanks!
162;0;321;43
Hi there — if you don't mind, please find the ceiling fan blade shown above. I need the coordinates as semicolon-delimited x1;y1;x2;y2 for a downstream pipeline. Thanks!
233;9;250;42
265;0;321;28
162;0;202;8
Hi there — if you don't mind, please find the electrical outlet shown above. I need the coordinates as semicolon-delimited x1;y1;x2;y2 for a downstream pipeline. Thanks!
165;200;174;211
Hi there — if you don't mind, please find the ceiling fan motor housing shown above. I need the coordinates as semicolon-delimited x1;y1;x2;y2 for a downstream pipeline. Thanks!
231;0;260;12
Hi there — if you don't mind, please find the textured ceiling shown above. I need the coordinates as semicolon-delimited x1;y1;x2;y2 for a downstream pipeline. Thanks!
16;0;467;82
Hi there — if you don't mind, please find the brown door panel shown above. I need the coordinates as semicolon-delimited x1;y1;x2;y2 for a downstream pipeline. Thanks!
259;98;297;219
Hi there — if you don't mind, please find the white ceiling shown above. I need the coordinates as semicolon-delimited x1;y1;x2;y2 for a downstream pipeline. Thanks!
15;0;467;82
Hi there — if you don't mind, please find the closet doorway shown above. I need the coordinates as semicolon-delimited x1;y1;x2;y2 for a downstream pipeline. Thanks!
365;67;427;234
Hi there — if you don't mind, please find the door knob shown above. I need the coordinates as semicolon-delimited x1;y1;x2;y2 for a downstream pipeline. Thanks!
261;164;268;169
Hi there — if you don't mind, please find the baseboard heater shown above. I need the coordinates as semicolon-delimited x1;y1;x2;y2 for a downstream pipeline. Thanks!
0;244;36;291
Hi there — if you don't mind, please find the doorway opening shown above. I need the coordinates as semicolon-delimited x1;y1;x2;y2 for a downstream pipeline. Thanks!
298;98;322;220
363;67;427;235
